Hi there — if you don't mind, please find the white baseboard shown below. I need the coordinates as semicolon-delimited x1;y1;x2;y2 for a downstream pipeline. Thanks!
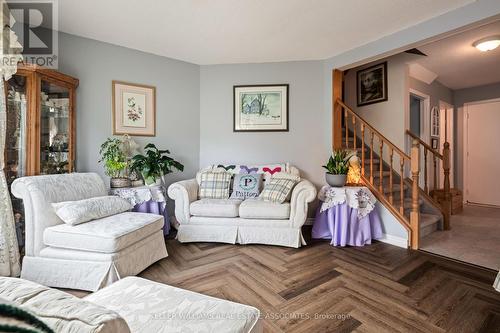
376;234;408;248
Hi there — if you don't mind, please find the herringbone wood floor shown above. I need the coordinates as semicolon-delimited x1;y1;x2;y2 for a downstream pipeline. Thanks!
70;235;500;332
134;236;500;333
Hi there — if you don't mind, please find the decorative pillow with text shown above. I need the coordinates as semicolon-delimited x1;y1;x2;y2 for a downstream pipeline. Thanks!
230;173;263;200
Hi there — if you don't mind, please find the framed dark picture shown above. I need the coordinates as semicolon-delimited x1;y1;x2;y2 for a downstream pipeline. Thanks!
356;62;388;107
431;138;439;150
233;84;289;132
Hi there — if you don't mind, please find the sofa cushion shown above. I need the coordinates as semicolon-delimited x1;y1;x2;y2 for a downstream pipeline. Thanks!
44;212;164;253
190;199;242;218
239;198;290;219
52;196;133;226
0;277;130;333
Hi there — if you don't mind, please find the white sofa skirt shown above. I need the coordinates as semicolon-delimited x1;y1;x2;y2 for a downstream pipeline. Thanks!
177;221;306;248
21;231;167;291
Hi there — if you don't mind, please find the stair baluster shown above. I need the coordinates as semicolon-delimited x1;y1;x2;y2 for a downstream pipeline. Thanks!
424;149;428;194
370;131;374;185
379;141;383;193
400;160;404;215
352;117;357;149
433;155;437;191
361;124;365;177
389;149;394;205
344;109;349;148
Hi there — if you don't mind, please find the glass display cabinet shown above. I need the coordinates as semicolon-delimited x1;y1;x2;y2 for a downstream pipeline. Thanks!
4;64;78;253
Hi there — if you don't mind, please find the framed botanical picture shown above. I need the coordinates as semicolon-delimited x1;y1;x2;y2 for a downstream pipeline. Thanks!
357;62;388;107
112;81;156;136
233;84;289;132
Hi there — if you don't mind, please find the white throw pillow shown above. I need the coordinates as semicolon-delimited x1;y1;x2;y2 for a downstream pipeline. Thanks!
52;196;133;225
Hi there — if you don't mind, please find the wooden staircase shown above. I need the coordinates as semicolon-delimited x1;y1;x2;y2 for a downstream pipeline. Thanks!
343;134;443;238
334;98;451;249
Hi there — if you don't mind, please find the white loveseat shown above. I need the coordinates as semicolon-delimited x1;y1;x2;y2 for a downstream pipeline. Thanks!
168;164;317;248
11;173;167;291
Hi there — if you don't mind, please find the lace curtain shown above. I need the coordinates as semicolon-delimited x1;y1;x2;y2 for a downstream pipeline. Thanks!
0;0;22;276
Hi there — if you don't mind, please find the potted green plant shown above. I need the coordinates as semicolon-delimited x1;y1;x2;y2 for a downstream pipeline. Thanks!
322;150;351;187
99;137;130;188
130;143;184;186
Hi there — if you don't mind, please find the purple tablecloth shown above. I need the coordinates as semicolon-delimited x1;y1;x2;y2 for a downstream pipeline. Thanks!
312;202;383;246
133;201;170;236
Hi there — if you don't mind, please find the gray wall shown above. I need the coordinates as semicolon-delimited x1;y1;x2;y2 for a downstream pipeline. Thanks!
409;77;453;111
454;81;500;190
454;81;500;107
199;61;328;187
57;32;200;188
344;53;414;150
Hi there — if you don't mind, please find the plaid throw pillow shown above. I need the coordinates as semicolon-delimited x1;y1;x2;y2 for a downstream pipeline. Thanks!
259;176;299;203
199;171;232;199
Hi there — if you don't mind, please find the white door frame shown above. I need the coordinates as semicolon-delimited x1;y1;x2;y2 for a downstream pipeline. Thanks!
408;88;431;141
463;97;500;204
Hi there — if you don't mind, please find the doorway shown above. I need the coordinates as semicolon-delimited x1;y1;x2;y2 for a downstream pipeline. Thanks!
464;98;500;207
409;94;424;137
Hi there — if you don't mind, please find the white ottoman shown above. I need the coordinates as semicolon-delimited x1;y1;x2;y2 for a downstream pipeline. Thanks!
85;277;262;333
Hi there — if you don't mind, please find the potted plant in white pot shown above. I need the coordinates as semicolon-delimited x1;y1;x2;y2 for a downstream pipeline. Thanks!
99;137;130;188
322;150;351;187
130;143;184;186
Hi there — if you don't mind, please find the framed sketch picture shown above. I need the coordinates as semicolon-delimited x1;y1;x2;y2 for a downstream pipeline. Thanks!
233;84;289;132
112;81;156;136
356;62;388;106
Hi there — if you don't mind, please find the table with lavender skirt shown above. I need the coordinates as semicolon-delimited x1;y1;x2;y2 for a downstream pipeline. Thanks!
312;186;382;247
110;185;170;236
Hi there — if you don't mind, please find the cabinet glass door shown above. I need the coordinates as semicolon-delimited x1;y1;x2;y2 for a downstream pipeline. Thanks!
5;74;28;254
40;80;70;174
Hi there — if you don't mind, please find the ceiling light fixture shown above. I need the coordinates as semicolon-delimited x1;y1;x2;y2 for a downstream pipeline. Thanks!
473;36;500;52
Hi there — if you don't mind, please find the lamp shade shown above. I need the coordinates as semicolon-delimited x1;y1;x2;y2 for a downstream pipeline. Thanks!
473;36;500;52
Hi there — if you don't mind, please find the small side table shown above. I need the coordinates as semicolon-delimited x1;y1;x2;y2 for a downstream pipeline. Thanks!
110;185;170;236
312;186;383;247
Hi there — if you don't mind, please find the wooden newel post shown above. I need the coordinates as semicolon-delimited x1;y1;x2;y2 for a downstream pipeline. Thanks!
410;139;420;250
442;142;451;230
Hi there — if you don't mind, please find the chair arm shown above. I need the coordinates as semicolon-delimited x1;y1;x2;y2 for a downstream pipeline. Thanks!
289;180;317;228
167;179;198;225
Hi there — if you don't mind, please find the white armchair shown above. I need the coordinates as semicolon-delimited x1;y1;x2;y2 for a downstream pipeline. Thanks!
168;165;317;248
11;173;167;291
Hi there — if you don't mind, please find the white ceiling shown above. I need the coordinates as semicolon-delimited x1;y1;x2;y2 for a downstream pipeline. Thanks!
414;19;500;90
58;0;474;65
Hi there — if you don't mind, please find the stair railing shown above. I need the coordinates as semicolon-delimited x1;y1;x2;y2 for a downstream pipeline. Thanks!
406;130;451;230
335;99;420;249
